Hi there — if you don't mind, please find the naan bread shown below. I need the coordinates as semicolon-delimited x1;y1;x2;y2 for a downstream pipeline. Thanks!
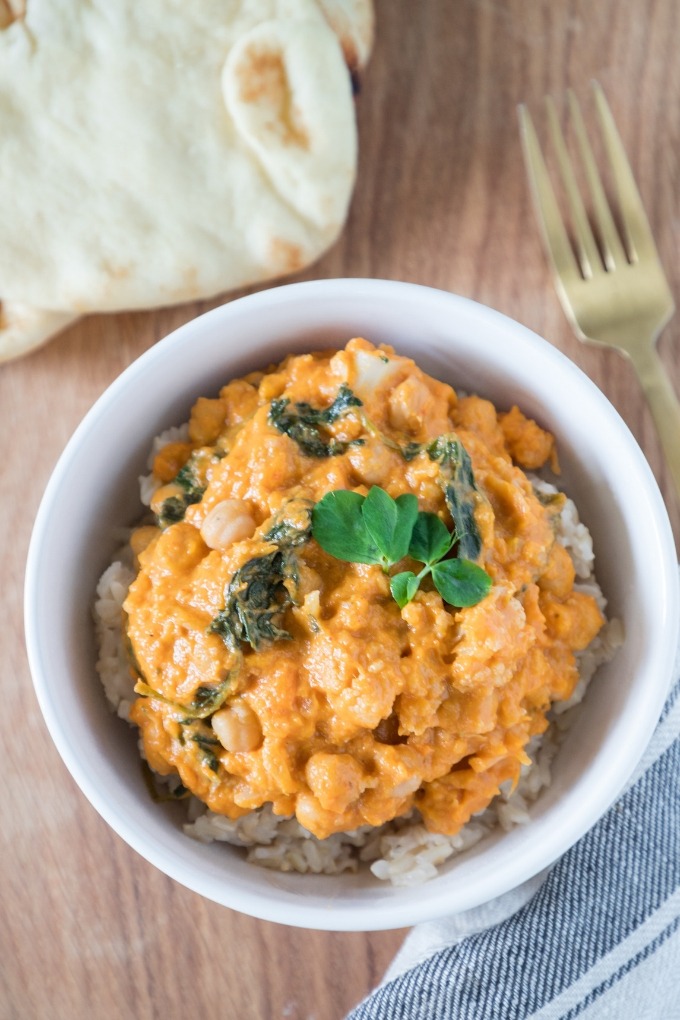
0;0;373;361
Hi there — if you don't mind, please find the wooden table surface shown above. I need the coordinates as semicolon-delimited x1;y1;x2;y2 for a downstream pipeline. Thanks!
2;2;679;1018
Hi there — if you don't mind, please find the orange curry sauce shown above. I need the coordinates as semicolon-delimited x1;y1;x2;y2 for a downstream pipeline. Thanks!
125;339;603;840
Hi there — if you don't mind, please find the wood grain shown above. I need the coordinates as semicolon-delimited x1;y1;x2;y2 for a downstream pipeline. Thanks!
2;2;679;1018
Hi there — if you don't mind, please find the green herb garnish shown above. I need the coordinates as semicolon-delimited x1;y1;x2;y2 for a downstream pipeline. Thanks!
387;506;491;609
268;384;364;458
311;486;418;568
311;486;492;609
358;426;483;562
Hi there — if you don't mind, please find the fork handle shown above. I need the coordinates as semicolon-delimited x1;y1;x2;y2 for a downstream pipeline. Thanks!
628;343;680;506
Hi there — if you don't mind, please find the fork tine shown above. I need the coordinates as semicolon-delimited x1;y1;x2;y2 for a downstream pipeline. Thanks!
567;89;627;270
591;81;657;265
545;95;600;279
518;104;580;282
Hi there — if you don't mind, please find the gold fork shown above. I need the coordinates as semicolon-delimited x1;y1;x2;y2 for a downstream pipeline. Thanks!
518;82;680;501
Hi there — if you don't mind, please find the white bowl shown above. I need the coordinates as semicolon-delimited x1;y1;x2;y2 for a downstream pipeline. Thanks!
25;279;679;931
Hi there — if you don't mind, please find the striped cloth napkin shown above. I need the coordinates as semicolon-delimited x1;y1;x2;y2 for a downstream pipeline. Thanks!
347;623;680;1019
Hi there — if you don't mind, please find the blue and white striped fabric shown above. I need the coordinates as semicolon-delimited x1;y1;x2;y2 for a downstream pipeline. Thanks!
348;645;680;1019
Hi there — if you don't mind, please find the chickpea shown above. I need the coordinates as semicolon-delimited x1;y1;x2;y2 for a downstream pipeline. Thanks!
391;776;421;799
294;791;340;839
305;752;365;814
388;377;431;433
538;541;576;598
348;439;392;486
212;701;263;753
200;499;256;551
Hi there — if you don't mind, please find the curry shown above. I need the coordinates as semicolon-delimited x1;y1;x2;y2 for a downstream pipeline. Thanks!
124;339;604;840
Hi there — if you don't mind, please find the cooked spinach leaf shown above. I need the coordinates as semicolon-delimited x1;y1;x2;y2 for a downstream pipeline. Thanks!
156;496;187;525
174;461;204;492
427;436;482;561
178;722;222;773
157;457;206;527
533;486;566;510
189;732;221;773
262;506;312;547
141;762;191;803
400;441;423;462
190;731;221;750
133;672;235;719
268;384;364;458
210;500;313;653
209;550;295;651
190;678;234;714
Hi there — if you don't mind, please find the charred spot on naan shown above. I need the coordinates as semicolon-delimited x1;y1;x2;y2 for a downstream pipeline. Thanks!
316;0;375;75
0;0;24;29
235;43;310;150
267;238;306;274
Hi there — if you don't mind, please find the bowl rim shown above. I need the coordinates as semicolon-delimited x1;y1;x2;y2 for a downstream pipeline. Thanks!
24;278;680;930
